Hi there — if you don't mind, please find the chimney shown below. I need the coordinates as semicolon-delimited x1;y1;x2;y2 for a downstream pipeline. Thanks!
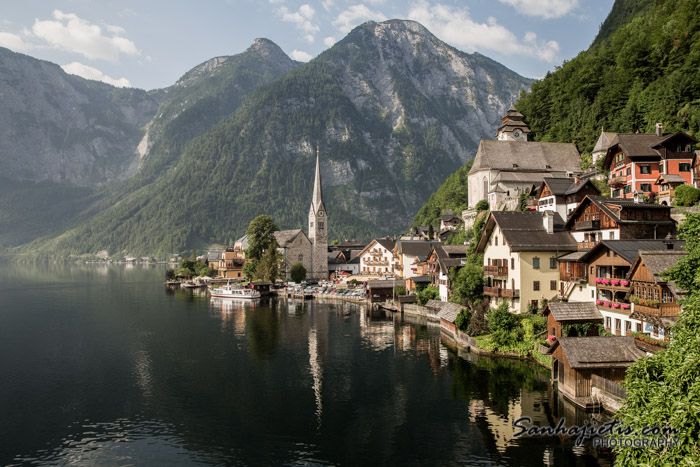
574;176;580;184
665;232;674;249
543;211;554;234
656;122;663;137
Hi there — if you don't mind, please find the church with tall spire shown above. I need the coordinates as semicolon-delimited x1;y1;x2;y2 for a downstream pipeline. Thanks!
308;150;328;280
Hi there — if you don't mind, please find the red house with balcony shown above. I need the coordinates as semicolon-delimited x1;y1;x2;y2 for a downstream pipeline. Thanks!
603;124;697;199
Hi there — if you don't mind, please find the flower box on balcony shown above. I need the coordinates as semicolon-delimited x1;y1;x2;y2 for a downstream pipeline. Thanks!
595;278;602;283
596;300;602;305
601;279;611;285
604;301;612;307
613;303;621;308
621;280;629;287
611;279;620;286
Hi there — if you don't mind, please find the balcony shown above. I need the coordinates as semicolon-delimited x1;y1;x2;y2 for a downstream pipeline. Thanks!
608;175;627;187
596;300;631;314
658;189;673;199
634;302;682;316
484;265;508;276
501;288;520;298
595;278;630;291
578;241;597;250
484;286;500;297
575;220;600;231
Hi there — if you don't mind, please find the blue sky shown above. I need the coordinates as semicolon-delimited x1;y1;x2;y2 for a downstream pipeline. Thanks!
0;0;614;90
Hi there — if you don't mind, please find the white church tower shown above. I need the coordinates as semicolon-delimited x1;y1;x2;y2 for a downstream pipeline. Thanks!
308;150;328;280
496;102;530;141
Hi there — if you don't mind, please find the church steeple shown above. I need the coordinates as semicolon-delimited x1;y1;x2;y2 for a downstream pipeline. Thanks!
496;102;530;141
311;148;325;214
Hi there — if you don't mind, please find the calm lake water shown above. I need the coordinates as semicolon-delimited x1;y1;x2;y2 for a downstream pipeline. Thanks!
0;263;612;466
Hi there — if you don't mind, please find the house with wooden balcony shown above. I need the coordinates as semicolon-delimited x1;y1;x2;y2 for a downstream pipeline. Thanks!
603;124;697;199
358;237;395;277
218;247;247;279
476;211;577;313
627;249;687;341
654;174;687;206
565;195;675;249
428;244;467;301
575;239;683;336
534;176;600;220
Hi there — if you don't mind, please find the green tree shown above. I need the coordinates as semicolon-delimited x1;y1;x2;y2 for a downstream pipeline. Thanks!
475;199;489;212
417;285;439;305
242;260;257;281
246;215;280;261
253;239;282;282
454;308;471;332
449;263;484;307
673;184;700;207
290;261;307;283
614;213;700;464
517;192;529;211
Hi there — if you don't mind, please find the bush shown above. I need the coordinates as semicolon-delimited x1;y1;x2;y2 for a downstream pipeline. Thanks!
475;199;489;212
417;285;439;305
290;261;307;283
673;184;700;207
468;299;490;335
455;308;471;332
394;285;406;296
488;302;519;334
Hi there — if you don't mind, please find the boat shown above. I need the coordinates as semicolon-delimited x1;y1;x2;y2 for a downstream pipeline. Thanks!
210;281;261;299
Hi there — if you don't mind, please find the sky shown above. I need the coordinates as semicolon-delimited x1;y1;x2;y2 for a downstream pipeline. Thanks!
0;0;615;91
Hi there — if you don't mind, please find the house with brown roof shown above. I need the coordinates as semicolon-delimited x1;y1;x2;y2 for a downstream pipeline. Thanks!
628;249;687;342
427;244;467;302
565;195;675;249
603;124;697;200
393;239;439;280
467;106;582;211
654;173;687;206
475;211;577;313
358;237;396;277
534;176;600;220
549;337;644;407
543;302;603;338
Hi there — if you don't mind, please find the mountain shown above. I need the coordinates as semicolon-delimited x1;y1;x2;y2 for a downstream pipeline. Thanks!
516;0;699;154
0;47;161;185
28;20;531;258
0;39;299;249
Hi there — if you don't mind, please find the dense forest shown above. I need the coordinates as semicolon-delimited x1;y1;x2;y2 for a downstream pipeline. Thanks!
411;160;472;229
517;0;700;154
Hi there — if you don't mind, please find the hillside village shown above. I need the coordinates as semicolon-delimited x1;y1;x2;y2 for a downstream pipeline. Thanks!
189;103;700;412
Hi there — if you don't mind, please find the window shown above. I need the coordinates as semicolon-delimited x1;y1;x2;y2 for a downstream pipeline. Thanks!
591;266;594;274
606;317;611;330
610;231;615;240
298;254;303;262
640;183;652;192
591;289;595;298
533;257;540;269
659;163;664;174
613;189;620;197
318;221;324;229
310;222;314;228
624;185;632;194
533;281;540;291
511;258;515;269
636;322;642;332
640;165;651;174
550;257;556;269
653;324;659;336
626;167;631;176
495;236;498;246
679;163;691;172
625;321;631;333
550;280;557;291
615;319;622;333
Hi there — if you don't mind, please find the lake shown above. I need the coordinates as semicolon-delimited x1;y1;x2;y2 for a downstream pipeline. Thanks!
0;262;612;465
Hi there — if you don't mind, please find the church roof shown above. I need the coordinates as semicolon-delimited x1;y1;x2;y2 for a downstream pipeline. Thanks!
310;151;326;214
592;130;618;154
274;229;307;248
469;140;581;174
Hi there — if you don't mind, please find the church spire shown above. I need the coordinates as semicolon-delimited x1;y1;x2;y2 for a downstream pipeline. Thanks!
311;147;325;213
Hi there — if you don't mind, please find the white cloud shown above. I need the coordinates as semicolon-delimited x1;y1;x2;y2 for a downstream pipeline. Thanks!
31;10;140;62
0;31;33;53
498;0;578;19
61;61;131;87
290;49;314;62
408;1;559;62
278;4;319;42
323;36;336;47
333;4;387;34
321;0;335;11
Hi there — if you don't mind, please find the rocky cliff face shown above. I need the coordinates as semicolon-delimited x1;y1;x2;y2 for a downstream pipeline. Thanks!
0;47;161;185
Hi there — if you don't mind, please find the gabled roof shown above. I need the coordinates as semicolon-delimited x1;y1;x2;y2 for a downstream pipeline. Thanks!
274;229;308;248
592;130;618;154
476;211;577;253
543;302;603;323
359;237;395;257
437;302;463;323
553;337;644;368
367;279;406;289
655;174;686;185
424;299;444;311
469;140;581;174
578;239;685;265
410;275;431;283
603;131;697;169
564;195;674;230
652;131;698;149
628;250;687;284
441;214;462;222
396;239;438;257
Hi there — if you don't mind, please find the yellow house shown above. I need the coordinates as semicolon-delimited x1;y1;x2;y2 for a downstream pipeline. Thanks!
476;211;577;313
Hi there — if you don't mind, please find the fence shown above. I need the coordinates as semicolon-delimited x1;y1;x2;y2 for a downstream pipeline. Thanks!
591;374;626;399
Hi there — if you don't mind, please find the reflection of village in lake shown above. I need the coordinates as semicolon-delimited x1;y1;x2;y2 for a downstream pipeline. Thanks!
201;296;610;465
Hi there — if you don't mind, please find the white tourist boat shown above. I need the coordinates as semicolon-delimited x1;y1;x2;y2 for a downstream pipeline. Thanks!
210;282;261;299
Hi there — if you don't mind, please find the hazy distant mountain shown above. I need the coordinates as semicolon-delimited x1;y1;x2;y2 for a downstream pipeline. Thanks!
27;20;530;257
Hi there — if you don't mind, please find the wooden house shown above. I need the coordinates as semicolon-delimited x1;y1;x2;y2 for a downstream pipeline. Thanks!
550;337;644;407
428;244;467;302
565;195;675;249
543;302;603;338
627;249;687;341
654;174;687;206
366;280;405;303
437;302;463;337
534;176;600;220
603;125;697;199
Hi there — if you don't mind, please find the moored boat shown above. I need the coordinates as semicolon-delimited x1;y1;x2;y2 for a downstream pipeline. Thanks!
210;282;261;299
